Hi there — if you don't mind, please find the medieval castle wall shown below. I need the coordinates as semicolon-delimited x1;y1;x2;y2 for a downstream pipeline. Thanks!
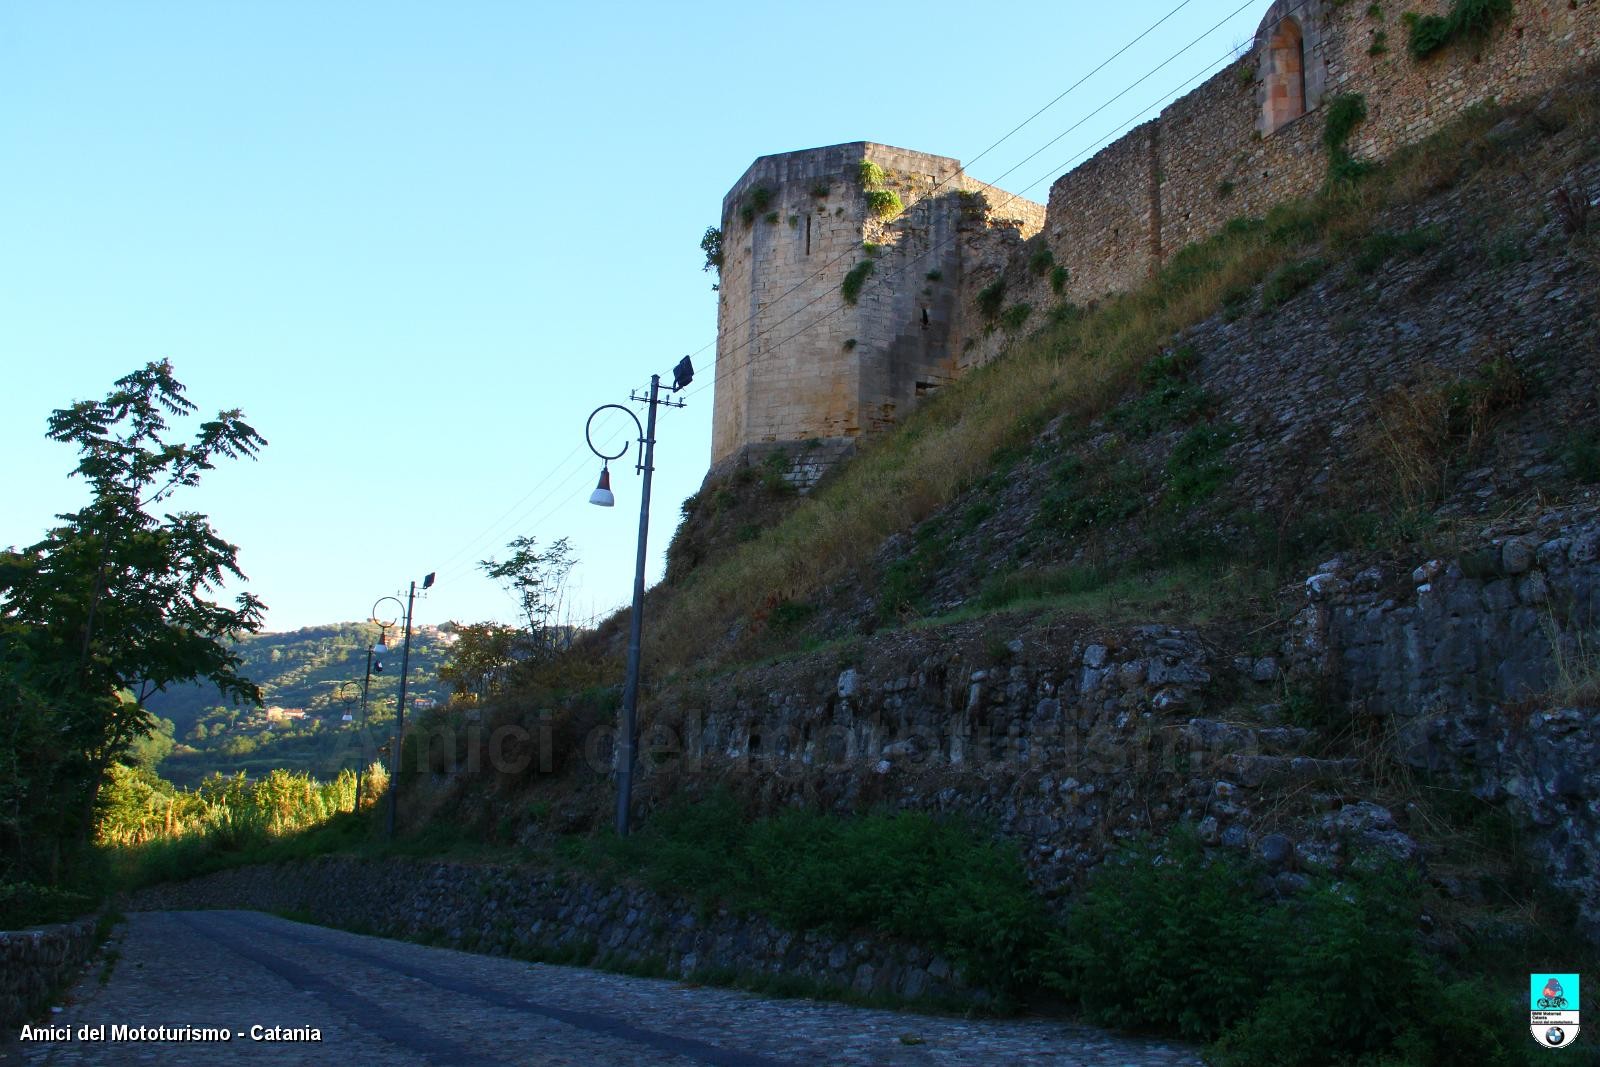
711;0;1599;480
710;143;1042;481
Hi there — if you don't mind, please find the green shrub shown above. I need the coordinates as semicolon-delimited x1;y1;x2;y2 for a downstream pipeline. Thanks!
1028;245;1055;276
1324;93;1370;182
1043;834;1526;1064
1352;225;1442;274
841;261;874;305
0;882;97;929
1406;0;1512;59
976;279;1006;319
1261;258;1327;310
999;303;1032;331
1110;347;1209;436
1049;265;1069;294
865;189;904;219
1562;431;1600;483
573;794;1043;992
858;160;888;188
1166;423;1237;506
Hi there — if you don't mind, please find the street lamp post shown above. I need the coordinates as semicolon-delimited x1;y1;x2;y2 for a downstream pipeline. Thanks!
383;575;434;841
586;356;692;837
360;600;402;814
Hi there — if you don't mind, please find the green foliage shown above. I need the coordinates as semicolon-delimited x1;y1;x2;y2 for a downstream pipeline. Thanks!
1352;224;1443;274
1028;245;1055;277
1166;422;1237;506
865;189;904;219
1035;458;1145;536
999;303;1032;331
102;763;384;888
1563;431;1600;483
810;182;831;198
976;279;1006;319
569;794;1044;991
1043;835;1525;1063
0;882;97;929
1109;347;1209;437
0;361;266;885
1405;12;1454;57
738;186;774;228
857;160;888;188
438;622;519;699
925;269;942;282
480;535;577;660
1049;264;1069;294
1261;258;1327;310
1324;93;1370;182
861;241;883;256
841;260;874;305
1369;29;1389;55
699;226;722;275
1406;0;1511;58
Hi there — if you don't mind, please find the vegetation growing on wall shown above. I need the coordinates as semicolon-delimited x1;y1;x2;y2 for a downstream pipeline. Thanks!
1324;93;1369;182
699;226;722;285
865;189;904;220
841;260;874;305
857;160;888;188
976;278;1006;319
738;185;775;227
1403;0;1513;59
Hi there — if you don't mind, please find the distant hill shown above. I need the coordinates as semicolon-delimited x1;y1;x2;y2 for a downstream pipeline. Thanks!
144;622;455;784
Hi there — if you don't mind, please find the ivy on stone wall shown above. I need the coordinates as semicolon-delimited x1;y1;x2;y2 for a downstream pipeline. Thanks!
1324;93;1370;183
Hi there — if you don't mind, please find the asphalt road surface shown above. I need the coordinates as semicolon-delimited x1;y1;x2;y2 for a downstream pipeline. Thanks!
4;911;1203;1065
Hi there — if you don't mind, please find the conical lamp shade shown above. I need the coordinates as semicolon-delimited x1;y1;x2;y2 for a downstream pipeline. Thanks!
589;467;615;507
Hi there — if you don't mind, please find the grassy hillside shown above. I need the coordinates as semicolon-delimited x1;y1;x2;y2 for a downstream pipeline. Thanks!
640;81;1600;668
145;623;451;784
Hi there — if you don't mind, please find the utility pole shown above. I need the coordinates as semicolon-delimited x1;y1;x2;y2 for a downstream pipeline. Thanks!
386;573;434;840
586;356;691;837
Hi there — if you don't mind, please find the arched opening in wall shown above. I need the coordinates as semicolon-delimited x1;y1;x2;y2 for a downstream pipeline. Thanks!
1263;17;1306;135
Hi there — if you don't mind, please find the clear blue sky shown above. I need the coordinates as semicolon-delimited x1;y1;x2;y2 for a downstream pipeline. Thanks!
0;0;1266;634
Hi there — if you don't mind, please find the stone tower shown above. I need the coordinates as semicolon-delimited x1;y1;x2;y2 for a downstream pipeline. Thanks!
709;142;1043;485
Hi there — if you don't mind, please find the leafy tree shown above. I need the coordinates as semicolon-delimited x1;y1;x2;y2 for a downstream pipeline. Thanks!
439;621;519;699
479;535;577;661
0;360;266;882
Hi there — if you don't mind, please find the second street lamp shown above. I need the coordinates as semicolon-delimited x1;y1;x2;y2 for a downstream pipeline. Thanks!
586;356;691;837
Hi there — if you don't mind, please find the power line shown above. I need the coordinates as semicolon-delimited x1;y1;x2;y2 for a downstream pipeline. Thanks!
675;0;1207;369
423;0;1288;615
687;0;1267;402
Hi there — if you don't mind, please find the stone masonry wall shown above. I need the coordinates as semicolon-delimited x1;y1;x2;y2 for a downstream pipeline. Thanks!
709;1;1600;482
1042;0;1599;310
1046;121;1159;304
1;916;99;1033
127;859;977;1005
710;142;1042;485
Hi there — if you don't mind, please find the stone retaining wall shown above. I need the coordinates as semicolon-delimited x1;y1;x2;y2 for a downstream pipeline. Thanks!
1;915;99;1033
126;858;976;1005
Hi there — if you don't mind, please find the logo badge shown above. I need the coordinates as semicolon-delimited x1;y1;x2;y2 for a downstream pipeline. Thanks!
1531;973;1580;1049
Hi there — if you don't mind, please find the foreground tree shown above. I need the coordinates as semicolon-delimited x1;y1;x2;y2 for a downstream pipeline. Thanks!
0;360;266;882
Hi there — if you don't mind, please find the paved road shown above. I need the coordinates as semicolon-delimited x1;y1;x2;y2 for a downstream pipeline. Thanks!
3;912;1203;1065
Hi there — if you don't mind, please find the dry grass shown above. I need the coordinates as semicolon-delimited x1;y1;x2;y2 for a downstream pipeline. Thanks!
1361;355;1529;507
648;80;1600;676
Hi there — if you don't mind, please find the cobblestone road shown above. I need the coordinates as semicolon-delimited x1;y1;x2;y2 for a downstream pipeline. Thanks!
3;912;1203;1065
